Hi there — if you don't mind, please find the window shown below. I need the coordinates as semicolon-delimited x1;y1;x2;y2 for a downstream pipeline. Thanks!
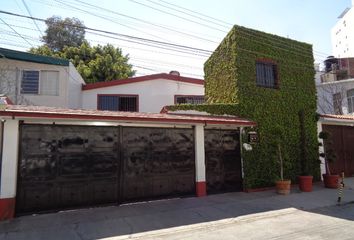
21;70;59;95
256;60;278;88
333;93;342;115
40;71;59;96
175;95;204;104
347;89;354;113
21;70;39;94
98;95;138;112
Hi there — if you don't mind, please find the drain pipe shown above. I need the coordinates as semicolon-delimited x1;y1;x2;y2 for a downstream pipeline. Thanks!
0;119;4;192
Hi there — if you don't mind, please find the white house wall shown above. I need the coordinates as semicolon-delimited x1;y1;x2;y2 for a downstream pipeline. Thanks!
0;59;83;108
317;78;354;114
68;63;85;109
82;79;204;113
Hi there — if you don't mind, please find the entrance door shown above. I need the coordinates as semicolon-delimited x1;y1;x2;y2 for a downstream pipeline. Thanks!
205;129;242;193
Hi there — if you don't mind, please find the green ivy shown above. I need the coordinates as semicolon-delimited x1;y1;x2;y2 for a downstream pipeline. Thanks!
168;25;320;189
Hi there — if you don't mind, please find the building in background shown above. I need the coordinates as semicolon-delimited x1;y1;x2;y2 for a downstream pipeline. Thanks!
82;72;204;113
317;56;354;115
0;48;85;109
331;0;354;58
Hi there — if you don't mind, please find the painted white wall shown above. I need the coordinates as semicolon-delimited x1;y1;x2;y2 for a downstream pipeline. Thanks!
0;120;19;198
0;59;84;108
82;78;204;113
331;5;354;58
68;63;85;109
316;78;354;114
194;124;205;183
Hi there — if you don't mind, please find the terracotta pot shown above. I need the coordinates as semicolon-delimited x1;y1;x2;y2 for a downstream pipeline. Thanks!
322;174;339;188
298;175;313;192
276;180;291;195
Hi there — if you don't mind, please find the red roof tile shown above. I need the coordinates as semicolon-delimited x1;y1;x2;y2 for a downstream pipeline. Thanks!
0;105;256;126
321;114;354;121
82;73;204;91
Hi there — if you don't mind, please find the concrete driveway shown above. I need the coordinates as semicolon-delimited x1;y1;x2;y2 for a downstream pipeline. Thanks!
0;178;353;240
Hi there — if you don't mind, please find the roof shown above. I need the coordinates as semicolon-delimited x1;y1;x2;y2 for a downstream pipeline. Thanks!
0;105;256;126
0;47;69;66
82;73;204;91
321;114;354;121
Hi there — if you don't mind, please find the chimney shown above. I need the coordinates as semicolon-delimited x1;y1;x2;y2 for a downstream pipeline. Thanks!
169;70;180;76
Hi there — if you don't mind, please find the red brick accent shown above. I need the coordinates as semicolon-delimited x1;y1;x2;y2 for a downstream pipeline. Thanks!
196;181;206;197
0;198;15;221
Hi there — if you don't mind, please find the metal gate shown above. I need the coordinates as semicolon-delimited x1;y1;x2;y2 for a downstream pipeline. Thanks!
16;124;195;215
205;129;242;193
322;125;354;177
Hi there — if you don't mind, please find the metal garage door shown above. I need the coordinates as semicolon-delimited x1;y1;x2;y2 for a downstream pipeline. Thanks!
16;124;195;215
323;125;354;177
121;127;195;201
205;129;242;193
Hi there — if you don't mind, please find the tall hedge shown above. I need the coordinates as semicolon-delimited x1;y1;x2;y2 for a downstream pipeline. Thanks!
170;25;319;189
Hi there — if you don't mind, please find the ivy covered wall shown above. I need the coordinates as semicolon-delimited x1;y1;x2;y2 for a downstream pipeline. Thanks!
170;25;319;189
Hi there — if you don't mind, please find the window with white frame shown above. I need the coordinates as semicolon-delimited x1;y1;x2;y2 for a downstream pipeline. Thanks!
40;71;59;96
21;70;59;95
347;89;354;113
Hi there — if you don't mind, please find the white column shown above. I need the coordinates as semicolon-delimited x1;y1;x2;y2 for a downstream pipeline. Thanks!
194;124;206;196
317;121;326;179
0;119;19;198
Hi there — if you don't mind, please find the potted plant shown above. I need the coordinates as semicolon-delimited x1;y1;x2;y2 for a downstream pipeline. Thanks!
318;131;339;188
298;110;313;192
271;125;291;195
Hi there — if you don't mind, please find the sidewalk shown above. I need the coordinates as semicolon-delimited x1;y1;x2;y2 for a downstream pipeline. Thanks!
0;178;353;240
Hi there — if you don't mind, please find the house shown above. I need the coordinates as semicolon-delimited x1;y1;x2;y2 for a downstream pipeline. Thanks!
331;0;354;58
317;57;354;115
164;25;319;189
81;71;205;113
0;48;85;109
318;114;354;177
0;103;255;220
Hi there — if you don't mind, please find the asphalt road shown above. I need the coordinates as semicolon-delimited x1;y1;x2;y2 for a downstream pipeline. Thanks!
138;203;354;240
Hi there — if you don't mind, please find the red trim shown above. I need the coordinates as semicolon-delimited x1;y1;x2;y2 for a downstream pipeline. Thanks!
97;94;139;112
82;73;204;91
196;181;206;197
0;198;15;221
174;95;205;104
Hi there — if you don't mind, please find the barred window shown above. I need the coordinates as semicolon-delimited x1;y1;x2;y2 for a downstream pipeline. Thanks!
333;92;342;115
98;95;138;112
21;70;39;94
256;61;278;88
175;95;204;104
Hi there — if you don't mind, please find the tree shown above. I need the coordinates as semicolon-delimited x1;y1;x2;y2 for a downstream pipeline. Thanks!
30;41;135;83
42;16;85;51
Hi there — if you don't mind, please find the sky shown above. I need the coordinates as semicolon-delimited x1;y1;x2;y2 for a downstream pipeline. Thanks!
0;0;352;78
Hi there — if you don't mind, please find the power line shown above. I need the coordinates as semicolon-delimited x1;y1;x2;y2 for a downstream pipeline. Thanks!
157;0;233;27
0;10;213;55
142;0;230;29
0;17;35;48
21;0;43;36
128;0;227;33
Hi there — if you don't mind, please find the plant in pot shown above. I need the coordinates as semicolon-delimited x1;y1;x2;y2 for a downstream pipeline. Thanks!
318;131;339;188
271;125;291;195
298;109;313;192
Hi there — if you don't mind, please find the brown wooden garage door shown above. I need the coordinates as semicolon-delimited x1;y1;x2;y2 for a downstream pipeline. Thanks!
16;124;195;215
205;129;242;193
322;125;354;177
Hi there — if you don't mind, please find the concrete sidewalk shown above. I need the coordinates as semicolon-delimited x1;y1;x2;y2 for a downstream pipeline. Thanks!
0;178;353;240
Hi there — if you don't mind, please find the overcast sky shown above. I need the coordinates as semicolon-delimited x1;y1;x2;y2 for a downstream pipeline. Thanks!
0;0;352;78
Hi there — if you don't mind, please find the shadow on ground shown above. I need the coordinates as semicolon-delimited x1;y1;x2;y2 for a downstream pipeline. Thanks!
0;178;353;240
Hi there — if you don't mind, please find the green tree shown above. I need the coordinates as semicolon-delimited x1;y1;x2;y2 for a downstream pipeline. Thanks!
42;16;85;51
30;41;135;83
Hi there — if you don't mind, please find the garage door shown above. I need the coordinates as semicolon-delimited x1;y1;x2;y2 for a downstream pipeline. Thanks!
323;125;354;177
16;124;195;215
205;129;242;193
